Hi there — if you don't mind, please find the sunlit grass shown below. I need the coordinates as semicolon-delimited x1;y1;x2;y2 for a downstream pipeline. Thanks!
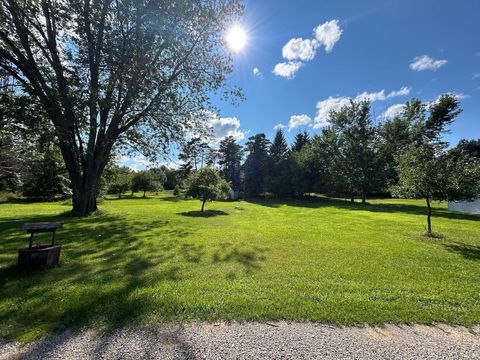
1;192;479;342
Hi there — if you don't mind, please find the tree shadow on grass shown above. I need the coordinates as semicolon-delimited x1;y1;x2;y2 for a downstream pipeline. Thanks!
160;196;183;202
0;211;198;341
177;210;229;218
243;196;480;222
443;242;480;261
0;207;269;342
212;243;268;276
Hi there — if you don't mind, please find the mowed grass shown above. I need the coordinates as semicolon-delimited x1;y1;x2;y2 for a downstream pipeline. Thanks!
1;192;480;342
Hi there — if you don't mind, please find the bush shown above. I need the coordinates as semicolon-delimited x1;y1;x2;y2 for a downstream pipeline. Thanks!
173;185;181;196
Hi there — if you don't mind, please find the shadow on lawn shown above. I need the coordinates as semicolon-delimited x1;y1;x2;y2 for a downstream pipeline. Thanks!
244;196;480;222
0;209;266;341
443;242;480;261
212;243;268;276
177;210;228;218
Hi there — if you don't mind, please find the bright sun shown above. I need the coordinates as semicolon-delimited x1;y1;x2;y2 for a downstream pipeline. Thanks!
226;25;247;52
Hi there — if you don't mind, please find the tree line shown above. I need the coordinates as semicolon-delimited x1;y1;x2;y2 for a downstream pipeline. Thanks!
176;95;480;233
2;92;480;233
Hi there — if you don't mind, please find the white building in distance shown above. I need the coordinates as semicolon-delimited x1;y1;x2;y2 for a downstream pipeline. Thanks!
448;200;480;215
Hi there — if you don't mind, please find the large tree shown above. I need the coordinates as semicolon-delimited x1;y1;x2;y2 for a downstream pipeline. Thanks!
0;0;243;214
329;100;377;203
243;133;270;197
392;95;480;235
178;137;211;178
217;135;242;191
267;129;292;197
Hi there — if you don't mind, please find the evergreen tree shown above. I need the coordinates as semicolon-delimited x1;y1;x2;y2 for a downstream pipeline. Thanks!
454;139;480;159
268;129;292;196
291;131;310;152
243;134;270;197
218;136;243;191
178;137;211;178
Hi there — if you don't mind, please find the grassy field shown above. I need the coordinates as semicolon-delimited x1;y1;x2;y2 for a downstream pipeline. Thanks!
1;192;480;342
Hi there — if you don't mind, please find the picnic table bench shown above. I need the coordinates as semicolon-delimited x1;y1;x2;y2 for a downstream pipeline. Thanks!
18;221;64;269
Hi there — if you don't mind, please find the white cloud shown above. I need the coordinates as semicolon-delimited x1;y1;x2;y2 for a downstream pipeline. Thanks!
272;61;303;79
472;72;480;80
313;96;350;128
387;86;411;98
313;86;411;128
117;154;151;171
409;55;447;71
354;90;387;102
288;114;312;131
208;114;246;142
273;123;286;130
313;20;343;53
379;104;405;120
274;19;343;79
354;86;411;102
449;92;471;100
282;38;317;61
253;67;263;77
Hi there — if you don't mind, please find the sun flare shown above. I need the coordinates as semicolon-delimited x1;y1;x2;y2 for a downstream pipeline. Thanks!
226;25;247;52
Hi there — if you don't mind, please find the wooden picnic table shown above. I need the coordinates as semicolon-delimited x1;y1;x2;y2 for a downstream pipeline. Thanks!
21;222;64;248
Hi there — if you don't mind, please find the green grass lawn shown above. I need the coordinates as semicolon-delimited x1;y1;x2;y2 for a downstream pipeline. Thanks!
1;192;480;342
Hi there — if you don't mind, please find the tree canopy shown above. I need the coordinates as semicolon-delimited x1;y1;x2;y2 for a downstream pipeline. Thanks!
0;0;243;214
185;167;230;212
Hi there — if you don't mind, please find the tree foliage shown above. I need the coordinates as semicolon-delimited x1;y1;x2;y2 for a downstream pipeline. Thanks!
185;166;230;212
0;0;243;214
107;166;132;199
131;169;164;197
218;135;243;191
243;133;270;197
20;146;71;200
392;95;480;235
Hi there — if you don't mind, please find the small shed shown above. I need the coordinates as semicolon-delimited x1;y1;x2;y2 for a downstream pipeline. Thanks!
228;189;239;200
448;199;480;215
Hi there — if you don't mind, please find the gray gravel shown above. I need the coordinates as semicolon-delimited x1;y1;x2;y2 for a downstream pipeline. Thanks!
2;322;480;360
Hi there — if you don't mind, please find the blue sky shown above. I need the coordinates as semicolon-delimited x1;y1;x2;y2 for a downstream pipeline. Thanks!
121;0;480;169
216;0;480;143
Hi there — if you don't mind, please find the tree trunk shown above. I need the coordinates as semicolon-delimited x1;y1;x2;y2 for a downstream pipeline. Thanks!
66;149;105;215
201;199;206;212
361;192;366;204
426;197;432;235
143;190;146;198
350;194;355;203
72;183;99;215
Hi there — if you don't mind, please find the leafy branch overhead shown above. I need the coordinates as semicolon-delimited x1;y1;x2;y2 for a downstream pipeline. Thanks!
0;0;243;214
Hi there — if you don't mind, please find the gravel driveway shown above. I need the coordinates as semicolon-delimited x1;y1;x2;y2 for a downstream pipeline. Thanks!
2;322;480;359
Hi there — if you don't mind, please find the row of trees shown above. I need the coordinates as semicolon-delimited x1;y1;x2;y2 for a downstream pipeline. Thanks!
178;95;480;234
104;166;180;198
0;127;182;200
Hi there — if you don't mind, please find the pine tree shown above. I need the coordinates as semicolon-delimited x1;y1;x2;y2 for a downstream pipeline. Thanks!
218;136;243;191
268;130;292;196
292;131;310;152
243;134;270;197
